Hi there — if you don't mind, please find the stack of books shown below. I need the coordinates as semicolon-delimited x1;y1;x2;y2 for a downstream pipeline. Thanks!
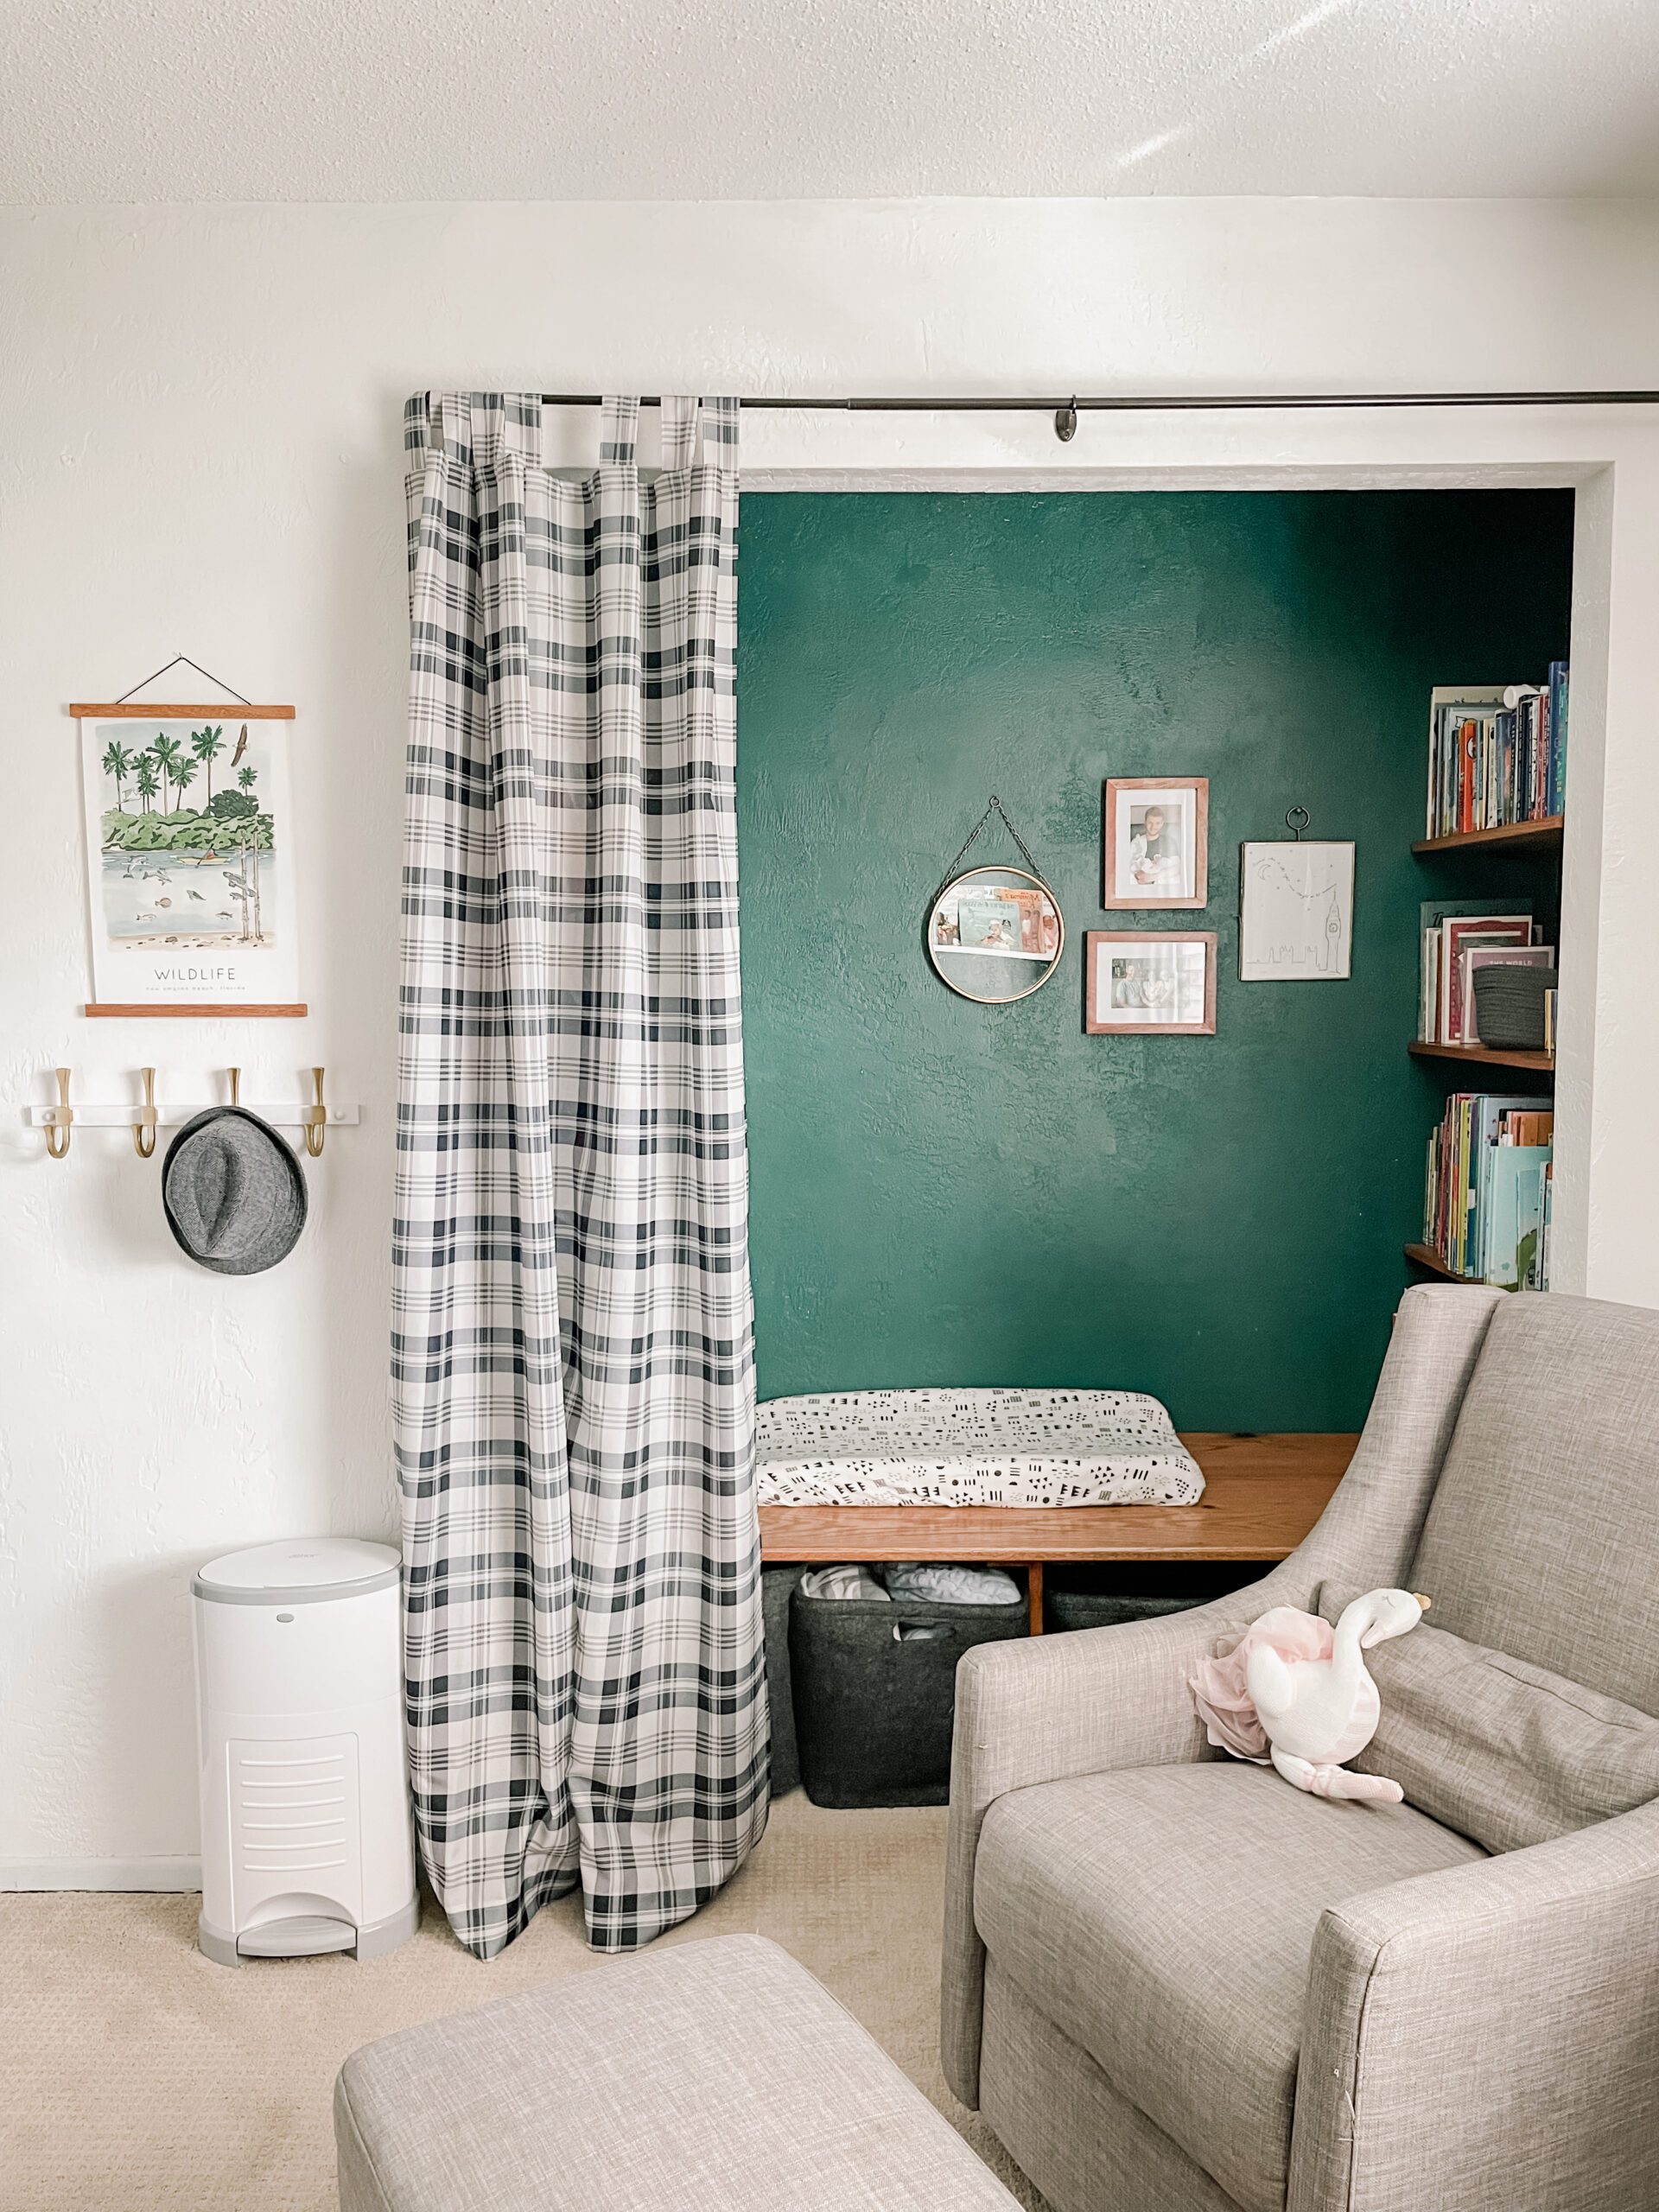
1418;901;1553;1047
1425;664;1568;839
1423;1094;1554;1287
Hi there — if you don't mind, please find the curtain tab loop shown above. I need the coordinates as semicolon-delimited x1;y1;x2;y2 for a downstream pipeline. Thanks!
660;396;700;469
600;396;640;467
703;396;740;467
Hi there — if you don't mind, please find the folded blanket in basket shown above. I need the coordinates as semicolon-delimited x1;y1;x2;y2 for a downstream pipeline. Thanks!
884;1562;1023;1605
756;1387;1205;1508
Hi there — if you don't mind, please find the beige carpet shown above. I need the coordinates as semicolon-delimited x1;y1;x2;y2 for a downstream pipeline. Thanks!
1;1795;1045;2211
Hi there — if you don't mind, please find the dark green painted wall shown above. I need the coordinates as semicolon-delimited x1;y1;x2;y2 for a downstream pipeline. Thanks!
736;493;1573;1430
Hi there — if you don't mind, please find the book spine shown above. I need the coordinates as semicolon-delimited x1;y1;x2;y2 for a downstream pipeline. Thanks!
1549;660;1568;816
1459;720;1475;835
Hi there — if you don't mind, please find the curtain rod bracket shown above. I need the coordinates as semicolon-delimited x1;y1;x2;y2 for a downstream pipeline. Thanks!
1054;398;1078;443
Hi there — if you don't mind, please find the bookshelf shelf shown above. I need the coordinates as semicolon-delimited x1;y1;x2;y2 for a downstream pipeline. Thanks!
1409;1041;1554;1075
1404;1243;1483;1284
1413;816;1562;856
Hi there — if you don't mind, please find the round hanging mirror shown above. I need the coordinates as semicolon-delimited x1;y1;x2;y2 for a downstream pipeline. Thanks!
927;864;1065;1005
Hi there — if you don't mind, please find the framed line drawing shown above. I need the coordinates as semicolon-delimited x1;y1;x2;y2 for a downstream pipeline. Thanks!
73;698;304;1016
1238;839;1355;982
1085;931;1217;1035
1103;777;1209;908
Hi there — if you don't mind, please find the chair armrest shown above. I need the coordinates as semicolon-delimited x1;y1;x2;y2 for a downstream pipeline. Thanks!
941;1594;1266;2107
1291;1798;1659;2212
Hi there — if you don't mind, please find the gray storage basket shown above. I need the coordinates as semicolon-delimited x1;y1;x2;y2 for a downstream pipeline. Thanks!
1045;1589;1206;1631
1471;963;1557;1050
761;1564;801;1796
789;1584;1029;1808
1043;1560;1274;1635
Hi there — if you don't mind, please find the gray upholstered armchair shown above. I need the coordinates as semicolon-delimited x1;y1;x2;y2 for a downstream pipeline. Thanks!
944;1286;1659;2212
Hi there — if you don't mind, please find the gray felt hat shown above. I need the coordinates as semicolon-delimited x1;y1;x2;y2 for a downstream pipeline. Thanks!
162;1108;308;1275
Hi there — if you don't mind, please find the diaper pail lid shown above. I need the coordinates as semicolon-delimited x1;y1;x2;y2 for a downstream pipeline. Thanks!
194;1536;399;1605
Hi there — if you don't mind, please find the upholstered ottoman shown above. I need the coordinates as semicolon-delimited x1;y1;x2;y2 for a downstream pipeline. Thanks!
334;1932;1020;2211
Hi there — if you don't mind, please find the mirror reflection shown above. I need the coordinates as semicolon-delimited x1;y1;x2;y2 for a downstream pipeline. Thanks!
927;866;1065;1004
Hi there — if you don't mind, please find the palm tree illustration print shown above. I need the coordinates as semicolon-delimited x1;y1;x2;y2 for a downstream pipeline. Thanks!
92;715;278;957
189;723;225;803
150;733;185;810
100;740;134;809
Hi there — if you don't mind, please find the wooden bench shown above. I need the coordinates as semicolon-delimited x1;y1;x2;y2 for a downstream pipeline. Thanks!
759;1431;1357;1634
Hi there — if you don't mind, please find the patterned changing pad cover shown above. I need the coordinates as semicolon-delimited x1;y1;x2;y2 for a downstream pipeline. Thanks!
755;1388;1205;1507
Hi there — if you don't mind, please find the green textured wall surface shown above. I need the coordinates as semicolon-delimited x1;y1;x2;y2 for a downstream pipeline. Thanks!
737;493;1573;1430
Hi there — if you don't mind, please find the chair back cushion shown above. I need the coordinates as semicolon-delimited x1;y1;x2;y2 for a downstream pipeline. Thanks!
1320;1586;1659;1851
1408;1293;1659;1713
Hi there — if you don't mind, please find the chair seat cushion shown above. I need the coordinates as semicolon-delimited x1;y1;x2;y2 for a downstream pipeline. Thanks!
974;1763;1484;2212
335;1933;1021;2212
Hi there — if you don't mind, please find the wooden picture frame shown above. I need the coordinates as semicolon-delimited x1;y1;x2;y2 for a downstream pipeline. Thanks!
1103;776;1209;909
1086;931;1217;1035
74;699;305;1017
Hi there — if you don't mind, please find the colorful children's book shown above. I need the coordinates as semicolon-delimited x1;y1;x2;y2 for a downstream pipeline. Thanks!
1417;899;1533;1044
1484;1145;1551;1288
1440;916;1534;1044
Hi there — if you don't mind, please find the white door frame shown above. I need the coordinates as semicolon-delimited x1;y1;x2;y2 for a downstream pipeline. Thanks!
700;400;1659;1306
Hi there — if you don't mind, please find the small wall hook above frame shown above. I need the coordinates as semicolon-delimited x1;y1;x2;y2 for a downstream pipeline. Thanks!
1284;805;1312;842
28;1071;360;1157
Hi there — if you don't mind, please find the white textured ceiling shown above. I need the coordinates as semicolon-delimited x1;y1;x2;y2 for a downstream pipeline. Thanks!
4;0;1659;203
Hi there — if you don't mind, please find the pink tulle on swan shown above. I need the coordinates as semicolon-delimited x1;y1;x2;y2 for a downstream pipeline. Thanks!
1189;1605;1335;1760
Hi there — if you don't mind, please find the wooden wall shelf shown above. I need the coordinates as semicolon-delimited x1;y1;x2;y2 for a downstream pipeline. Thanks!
1404;1242;1484;1284
1413;816;1562;855
85;1003;308;1020
1409;1040;1554;1073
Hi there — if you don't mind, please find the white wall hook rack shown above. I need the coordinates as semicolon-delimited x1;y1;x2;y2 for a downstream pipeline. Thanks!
28;1099;361;1131
27;1066;360;1155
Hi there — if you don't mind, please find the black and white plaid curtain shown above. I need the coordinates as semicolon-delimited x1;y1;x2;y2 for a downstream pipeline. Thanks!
395;392;766;1957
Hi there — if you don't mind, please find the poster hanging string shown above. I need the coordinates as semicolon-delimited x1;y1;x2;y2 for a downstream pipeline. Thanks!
113;653;254;707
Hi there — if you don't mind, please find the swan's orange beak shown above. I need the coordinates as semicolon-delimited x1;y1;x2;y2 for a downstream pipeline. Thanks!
1412;1593;1432;1610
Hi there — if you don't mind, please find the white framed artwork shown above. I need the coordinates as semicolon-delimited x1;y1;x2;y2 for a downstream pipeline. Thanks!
1238;839;1355;982
75;700;303;1015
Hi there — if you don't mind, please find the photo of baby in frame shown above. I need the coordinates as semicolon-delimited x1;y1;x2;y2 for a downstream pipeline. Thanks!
1103;776;1209;908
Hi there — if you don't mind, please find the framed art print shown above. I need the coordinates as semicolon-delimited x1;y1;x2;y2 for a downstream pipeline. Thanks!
75;699;303;1015
1238;840;1355;981
1103;777;1209;908
1086;931;1217;1035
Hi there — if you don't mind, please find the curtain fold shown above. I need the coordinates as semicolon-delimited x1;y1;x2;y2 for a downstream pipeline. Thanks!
395;391;766;1957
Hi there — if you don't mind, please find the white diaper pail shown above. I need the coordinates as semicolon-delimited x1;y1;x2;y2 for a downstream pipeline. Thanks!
192;1537;418;1967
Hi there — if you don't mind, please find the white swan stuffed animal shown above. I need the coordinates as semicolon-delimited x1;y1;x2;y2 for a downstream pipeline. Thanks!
1192;1588;1429;1802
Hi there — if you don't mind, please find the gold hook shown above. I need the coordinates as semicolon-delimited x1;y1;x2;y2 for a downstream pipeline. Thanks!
132;1067;158;1159
302;1066;326;1157
45;1068;73;1160
227;1067;240;1107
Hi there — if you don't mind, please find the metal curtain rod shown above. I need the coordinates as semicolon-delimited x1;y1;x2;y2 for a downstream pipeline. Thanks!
541;391;1659;412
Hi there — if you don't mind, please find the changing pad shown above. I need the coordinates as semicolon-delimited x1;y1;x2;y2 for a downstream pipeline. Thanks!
755;1388;1205;1507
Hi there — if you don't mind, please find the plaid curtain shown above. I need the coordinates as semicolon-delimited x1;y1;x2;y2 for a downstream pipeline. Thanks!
395;393;766;1957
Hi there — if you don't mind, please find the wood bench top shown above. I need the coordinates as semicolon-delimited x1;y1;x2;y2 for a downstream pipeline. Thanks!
758;1431;1356;1564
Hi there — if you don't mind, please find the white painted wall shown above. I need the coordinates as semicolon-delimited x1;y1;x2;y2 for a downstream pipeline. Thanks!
5;198;1659;1881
